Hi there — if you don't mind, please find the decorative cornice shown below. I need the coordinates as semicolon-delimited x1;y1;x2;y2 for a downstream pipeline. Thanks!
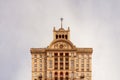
30;47;93;53
30;48;46;53
77;48;93;53
46;48;77;51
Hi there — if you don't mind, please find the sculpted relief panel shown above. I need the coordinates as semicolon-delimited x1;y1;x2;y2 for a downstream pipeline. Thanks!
50;42;72;49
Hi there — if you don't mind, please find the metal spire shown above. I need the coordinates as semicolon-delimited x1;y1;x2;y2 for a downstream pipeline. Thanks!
60;18;63;28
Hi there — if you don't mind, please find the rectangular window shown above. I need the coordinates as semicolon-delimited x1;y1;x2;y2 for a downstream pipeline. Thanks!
54;53;58;56
55;63;58;66
60;58;63;62
55;58;58;61
65;53;69;56
65;58;69;62
60;53;63;56
54;62;58;70
54;67;58;70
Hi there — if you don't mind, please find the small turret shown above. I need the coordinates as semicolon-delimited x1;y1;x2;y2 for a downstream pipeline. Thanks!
53;18;70;40
53;27;56;31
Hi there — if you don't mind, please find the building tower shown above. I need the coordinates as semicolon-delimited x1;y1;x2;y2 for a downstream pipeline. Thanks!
30;18;93;80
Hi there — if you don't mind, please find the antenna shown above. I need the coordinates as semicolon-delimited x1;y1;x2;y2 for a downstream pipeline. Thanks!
60;18;63;28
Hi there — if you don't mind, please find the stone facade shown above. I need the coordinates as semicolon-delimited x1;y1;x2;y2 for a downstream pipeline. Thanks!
30;19;93;80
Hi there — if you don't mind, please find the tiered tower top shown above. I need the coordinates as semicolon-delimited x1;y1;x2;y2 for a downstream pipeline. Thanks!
53;18;70;40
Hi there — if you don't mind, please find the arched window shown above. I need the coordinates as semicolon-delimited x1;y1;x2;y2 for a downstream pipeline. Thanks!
66;72;69;75
60;72;63;80
65;72;69;80
80;73;85;79
60;72;63;76
56;35;58;39
62;34;64;38
59;35;61;38
54;72;58;80
65;35;68;39
55;72;58;75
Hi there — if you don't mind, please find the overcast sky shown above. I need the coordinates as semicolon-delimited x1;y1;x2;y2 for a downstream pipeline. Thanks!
0;0;120;80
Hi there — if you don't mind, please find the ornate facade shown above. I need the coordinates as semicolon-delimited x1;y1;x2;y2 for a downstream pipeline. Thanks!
30;19;93;80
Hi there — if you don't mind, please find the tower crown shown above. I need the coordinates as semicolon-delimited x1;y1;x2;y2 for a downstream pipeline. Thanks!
53;18;70;40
